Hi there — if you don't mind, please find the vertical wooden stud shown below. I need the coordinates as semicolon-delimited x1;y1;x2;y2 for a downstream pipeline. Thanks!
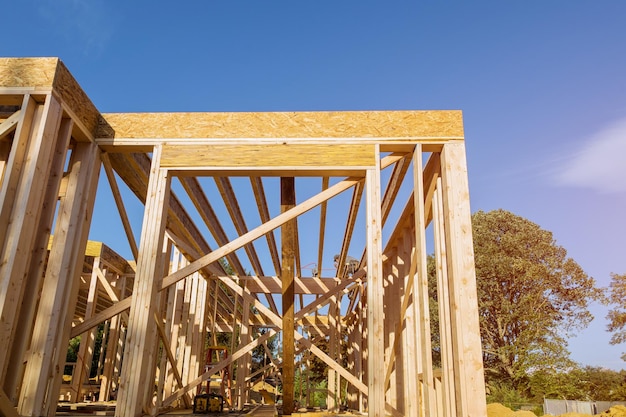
413;145;437;416
433;178;456;417
115;145;170;417
439;142;487;417
365;146;384;417
19;140;101;417
3;116;72;400
281;177;296;415
0;95;62;388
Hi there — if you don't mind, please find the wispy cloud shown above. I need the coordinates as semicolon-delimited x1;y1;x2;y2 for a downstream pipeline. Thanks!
554;118;626;193
37;0;116;55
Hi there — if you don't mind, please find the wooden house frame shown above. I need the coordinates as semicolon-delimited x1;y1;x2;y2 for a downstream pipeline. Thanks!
0;58;486;417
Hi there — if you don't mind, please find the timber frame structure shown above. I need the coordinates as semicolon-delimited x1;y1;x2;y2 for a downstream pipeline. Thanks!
0;58;487;417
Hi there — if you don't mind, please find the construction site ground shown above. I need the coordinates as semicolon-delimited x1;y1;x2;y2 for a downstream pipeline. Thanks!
487;402;626;417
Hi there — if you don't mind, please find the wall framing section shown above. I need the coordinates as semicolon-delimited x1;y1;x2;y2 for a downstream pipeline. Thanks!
0;57;486;417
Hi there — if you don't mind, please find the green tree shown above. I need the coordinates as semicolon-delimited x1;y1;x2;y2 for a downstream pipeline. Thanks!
471;210;603;392
65;336;81;376
606;273;626;361
250;329;278;375
528;367;588;401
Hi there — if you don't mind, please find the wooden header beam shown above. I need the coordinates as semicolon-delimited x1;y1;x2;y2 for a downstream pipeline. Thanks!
97;110;463;139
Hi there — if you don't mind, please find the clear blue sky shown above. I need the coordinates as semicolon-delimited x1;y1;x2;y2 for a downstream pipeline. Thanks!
4;1;626;370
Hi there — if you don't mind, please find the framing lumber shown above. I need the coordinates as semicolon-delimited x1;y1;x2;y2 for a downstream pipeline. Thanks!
0;58;488;417
281;177;296;415
102;153;139;261
439;143;487;417
19;140;100;417
413;145;437;417
178;176;246;275
96;110;464;147
0;58;102;139
365;154;385;417
250;177;281;273
116;146;170;417
154;313;191;408
434;179;456;417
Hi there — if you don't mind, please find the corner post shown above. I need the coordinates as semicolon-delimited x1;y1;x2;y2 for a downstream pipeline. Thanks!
116;145;171;417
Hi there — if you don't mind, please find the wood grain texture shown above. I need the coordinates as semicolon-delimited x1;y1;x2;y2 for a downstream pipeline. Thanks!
0;58;58;88
98;110;464;140
52;60;101;137
161;144;376;168
440;142;487;417
0;58;103;137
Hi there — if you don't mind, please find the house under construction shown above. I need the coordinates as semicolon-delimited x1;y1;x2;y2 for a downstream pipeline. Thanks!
0;58;487;417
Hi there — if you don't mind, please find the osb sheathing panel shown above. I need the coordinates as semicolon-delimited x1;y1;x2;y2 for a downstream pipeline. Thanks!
0;57;103;136
52;60;103;136
160;144;376;168
0;57;58;88
97;110;464;139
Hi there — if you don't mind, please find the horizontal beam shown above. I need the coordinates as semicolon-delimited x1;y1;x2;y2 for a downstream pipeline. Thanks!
235;276;341;295
96;110;463;142
161;144;376;169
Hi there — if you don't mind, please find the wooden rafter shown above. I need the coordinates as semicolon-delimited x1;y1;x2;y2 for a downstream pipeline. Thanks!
101;153;139;261
178;177;246;275
249;177;281;274
336;180;364;279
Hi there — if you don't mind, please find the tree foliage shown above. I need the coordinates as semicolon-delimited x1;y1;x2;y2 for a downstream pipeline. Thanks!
471;209;603;391
607;273;626;352
528;366;626;402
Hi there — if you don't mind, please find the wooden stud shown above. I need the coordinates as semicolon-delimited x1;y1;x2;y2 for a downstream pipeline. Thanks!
0;95;62;384
365;147;385;417
434;177;456;417
413;144;437;416
154;313;191;408
439;143;487;417
2;116;72;399
162;330;277;408
236;296;252;408
316;177;330;279
0;62;488;417
115;145;170;417
71;258;102;402
99;274;128;402
281;177;296;415
19;141;101;417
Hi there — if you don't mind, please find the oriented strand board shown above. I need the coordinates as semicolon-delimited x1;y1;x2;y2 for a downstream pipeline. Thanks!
0;58;103;137
97;110;464;140
0;58;58;88
52;60;102;137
